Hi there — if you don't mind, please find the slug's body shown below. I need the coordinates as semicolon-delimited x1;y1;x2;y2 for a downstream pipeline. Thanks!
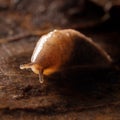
20;29;112;83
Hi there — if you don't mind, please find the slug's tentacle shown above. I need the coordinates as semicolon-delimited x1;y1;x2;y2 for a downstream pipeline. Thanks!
39;70;44;83
20;63;33;69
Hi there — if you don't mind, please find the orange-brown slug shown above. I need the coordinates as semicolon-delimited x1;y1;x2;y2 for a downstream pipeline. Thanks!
20;29;112;83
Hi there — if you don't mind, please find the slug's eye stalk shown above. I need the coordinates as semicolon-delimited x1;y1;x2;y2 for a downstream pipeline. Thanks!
20;63;32;69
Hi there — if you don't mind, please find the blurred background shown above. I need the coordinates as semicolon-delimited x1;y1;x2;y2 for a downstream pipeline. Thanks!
0;0;120;62
0;0;120;120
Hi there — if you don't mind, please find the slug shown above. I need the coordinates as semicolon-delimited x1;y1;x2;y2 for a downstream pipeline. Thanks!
20;29;112;83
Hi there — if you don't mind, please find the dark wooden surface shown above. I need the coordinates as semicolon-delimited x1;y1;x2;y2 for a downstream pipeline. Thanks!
0;0;120;120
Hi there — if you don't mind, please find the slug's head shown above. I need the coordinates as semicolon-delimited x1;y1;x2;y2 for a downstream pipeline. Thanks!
20;63;44;83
